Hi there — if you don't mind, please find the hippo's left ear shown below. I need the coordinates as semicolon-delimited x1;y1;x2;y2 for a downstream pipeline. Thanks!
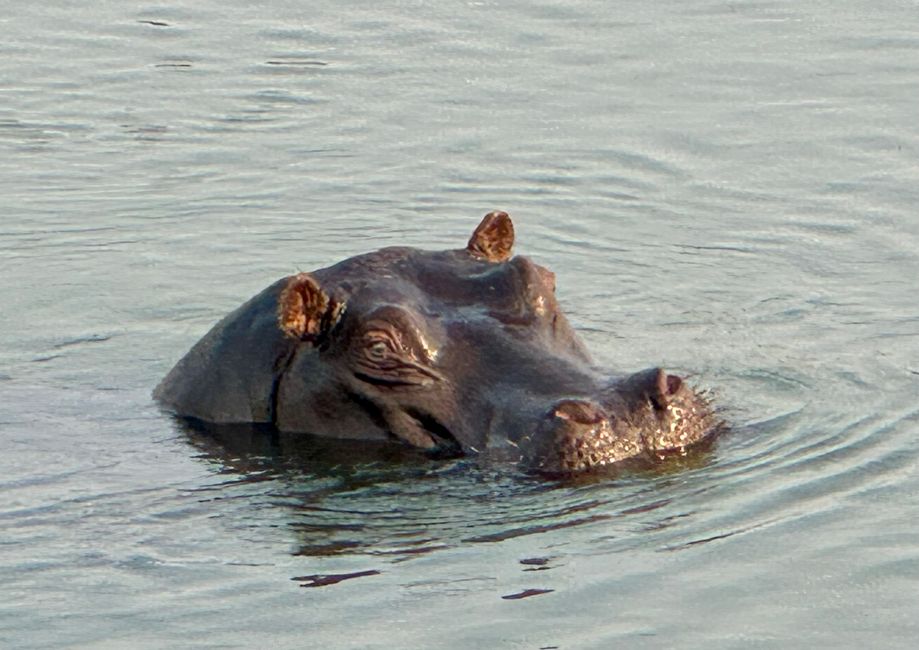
467;211;514;262
278;273;344;344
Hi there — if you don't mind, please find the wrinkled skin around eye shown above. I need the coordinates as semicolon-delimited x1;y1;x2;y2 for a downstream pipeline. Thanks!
348;319;444;388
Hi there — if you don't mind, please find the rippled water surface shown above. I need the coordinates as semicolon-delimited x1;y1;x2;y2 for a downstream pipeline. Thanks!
3;1;919;648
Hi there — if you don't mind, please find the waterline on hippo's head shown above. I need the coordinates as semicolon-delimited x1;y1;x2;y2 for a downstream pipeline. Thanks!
154;211;722;474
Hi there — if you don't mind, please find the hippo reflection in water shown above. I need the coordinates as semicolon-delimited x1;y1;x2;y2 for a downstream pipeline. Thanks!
154;212;719;473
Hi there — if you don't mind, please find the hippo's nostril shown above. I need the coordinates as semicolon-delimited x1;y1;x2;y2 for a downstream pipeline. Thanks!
551;399;606;426
666;374;683;395
651;368;685;408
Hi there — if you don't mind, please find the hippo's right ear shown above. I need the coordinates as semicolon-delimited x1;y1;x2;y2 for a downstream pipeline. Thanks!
467;211;514;262
278;273;344;344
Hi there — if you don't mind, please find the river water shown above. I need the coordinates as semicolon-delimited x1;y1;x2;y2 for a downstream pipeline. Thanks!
2;1;918;648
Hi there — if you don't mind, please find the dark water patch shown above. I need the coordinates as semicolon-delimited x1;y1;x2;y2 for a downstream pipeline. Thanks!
293;569;381;587
619;498;672;516
294;540;366;557
463;514;612;544
52;333;112;349
501;588;554;600
265;60;328;67
520;557;555;572
370;543;452;561
662;516;782;551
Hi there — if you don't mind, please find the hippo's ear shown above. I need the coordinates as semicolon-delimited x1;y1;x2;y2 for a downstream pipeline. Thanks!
278;273;344;344
651;368;684;408
467;211;514;262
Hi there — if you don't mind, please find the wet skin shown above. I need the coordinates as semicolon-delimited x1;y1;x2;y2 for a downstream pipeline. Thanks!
154;212;718;473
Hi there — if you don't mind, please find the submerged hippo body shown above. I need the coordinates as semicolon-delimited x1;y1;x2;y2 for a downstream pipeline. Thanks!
155;212;718;472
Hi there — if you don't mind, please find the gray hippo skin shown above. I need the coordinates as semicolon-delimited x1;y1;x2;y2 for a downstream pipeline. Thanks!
154;212;718;473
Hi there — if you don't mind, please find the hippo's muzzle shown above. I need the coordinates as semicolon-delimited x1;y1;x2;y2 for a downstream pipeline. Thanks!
522;368;717;473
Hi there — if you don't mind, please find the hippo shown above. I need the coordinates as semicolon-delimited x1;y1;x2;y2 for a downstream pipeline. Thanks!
154;212;719;473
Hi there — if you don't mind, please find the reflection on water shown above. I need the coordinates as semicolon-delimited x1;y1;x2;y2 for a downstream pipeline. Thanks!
179;416;721;560
182;418;436;483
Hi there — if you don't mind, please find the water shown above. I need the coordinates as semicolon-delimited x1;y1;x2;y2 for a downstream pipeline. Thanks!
2;1;918;647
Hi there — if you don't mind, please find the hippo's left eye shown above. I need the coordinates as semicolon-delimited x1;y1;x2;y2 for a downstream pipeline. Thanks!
368;339;390;359
364;336;400;361
363;329;400;355
353;324;443;389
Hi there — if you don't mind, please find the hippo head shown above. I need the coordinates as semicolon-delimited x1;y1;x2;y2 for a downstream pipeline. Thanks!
155;212;718;473
267;212;716;471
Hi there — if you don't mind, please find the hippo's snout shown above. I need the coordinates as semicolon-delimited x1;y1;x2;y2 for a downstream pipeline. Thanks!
525;398;642;473
523;368;717;473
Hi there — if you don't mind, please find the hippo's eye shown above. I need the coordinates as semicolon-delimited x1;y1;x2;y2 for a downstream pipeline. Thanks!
354;327;444;388
368;339;390;359
363;330;401;360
